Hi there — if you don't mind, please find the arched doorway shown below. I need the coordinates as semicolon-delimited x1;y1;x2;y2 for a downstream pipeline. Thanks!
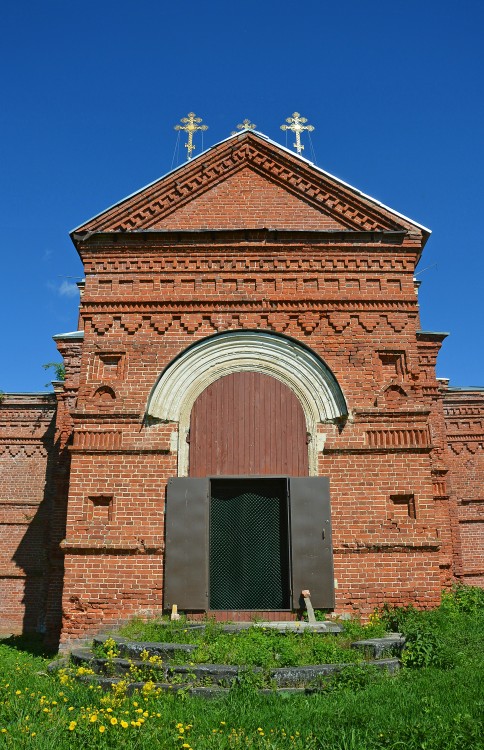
189;371;309;477
188;371;308;610
157;332;340;614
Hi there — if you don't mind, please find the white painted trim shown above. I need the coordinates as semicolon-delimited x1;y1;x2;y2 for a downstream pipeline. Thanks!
147;331;347;476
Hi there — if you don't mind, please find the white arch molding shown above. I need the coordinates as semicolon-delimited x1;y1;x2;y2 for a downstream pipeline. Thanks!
147;331;348;476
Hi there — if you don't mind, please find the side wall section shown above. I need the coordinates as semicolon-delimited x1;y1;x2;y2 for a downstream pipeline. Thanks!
444;388;484;587
0;394;56;633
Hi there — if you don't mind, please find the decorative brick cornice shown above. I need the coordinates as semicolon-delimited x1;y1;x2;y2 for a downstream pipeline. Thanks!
68;447;170;455
366;427;430;449
81;249;418;273
60;542;164;554
334;542;440;553
80;309;418;339
354;408;430;421
0;440;48;458
81;300;419;313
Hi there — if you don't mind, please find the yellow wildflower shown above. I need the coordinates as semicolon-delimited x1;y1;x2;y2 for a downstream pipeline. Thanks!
68;721;77;731
15;690;21;695
110;717;118;725
99;725;106;733
90;714;98;722
121;720;129;728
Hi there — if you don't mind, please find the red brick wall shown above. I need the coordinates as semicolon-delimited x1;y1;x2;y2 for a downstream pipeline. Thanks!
0;394;56;633
443;388;484;587
152;167;348;231
54;222;456;642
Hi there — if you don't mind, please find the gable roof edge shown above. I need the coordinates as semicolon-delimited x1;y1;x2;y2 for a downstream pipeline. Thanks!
70;131;431;239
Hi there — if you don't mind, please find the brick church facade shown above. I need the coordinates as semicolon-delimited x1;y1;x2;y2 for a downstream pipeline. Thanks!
1;130;482;647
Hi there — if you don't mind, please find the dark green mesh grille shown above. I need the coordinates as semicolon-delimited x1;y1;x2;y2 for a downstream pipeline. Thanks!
209;480;289;610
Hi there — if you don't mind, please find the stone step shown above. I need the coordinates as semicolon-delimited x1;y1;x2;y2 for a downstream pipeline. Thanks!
70;648;400;687
351;635;405;658
270;658;400;686
252;622;343;633
92;636;196;660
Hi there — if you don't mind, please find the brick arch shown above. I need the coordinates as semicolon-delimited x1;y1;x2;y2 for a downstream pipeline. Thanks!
146;330;347;476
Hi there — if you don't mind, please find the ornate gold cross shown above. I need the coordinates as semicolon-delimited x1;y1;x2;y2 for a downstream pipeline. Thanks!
280;112;314;155
232;118;256;135
174;112;208;161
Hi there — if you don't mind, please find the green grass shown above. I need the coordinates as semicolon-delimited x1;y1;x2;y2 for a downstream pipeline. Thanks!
118;616;388;668
0;587;483;749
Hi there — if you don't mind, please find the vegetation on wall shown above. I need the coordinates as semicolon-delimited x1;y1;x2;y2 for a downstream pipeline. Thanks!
43;362;66;385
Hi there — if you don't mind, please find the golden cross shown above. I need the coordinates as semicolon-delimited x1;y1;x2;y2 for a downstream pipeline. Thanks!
280;112;314;155
231;118;256;135
174;112;208;161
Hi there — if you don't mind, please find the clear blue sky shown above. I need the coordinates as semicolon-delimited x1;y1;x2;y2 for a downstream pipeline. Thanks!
1;0;482;392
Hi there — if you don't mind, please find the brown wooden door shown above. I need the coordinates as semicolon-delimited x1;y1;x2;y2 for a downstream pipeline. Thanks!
189;371;309;476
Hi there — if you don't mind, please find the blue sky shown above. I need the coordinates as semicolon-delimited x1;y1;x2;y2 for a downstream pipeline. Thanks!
1;0;482;392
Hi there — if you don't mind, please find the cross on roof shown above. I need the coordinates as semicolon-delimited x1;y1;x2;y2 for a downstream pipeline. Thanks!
231;118;257;135
280;112;314;155
174;112;208;161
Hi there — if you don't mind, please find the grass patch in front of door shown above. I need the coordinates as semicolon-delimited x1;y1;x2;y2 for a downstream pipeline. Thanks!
118;619;387;668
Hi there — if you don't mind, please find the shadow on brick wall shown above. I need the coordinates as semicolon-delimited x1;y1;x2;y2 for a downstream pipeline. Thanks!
12;417;69;651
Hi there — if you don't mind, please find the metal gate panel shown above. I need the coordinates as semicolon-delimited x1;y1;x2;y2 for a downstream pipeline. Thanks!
289;477;334;609
164;477;209;610
209;478;290;610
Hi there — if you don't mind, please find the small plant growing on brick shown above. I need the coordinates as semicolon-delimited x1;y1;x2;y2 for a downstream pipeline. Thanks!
42;362;66;385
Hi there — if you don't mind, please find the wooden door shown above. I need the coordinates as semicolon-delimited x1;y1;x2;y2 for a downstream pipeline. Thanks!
189;371;309;476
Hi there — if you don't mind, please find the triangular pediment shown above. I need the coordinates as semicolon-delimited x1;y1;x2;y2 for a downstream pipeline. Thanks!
72;131;429;239
149;166;349;231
